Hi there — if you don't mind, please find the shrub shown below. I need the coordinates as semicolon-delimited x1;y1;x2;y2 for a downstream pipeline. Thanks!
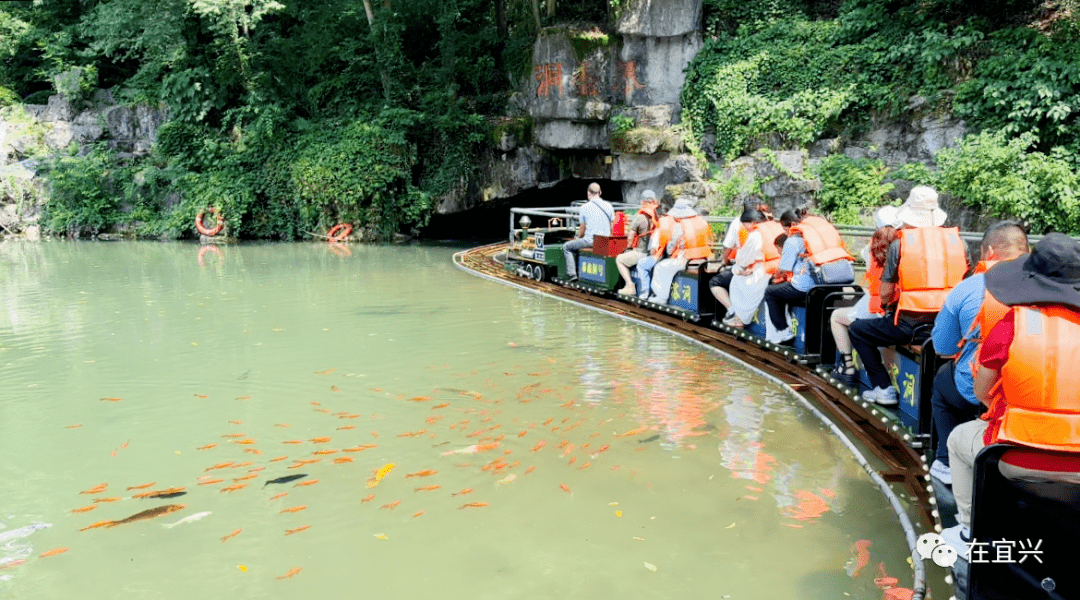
813;154;894;225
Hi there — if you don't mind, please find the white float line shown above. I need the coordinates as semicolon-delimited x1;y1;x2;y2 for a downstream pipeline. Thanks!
453;249;927;598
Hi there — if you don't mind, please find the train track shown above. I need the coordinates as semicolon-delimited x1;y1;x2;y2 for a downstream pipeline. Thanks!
458;242;935;528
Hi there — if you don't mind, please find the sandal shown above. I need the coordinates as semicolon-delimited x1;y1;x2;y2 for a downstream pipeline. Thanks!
829;353;858;386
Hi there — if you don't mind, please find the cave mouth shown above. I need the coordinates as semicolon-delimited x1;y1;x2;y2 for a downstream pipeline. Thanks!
421;178;625;242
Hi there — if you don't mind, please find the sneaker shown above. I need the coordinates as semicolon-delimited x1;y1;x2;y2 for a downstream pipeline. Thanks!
638;292;649;300
617;286;635;296
566;274;578;282
940;524;971;560
930;459;952;486
766;327;794;345
863;386;898;406
722;312;739;326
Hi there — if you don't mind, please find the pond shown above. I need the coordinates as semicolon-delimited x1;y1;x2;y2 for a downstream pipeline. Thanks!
0;241;915;599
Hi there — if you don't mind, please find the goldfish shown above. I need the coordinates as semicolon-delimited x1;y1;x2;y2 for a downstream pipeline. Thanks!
205;462;235;471
270;492;288;500
452;488;473;496
313;449;339;456
222;433;246;438
577;462;591;470
441;442;498;455
243;448;262;455
282;440;303;445
517;430;528;438
38;548;69;558
285;525;311;536
0;559;26;569
413;511;425;518
410;396;432;402
275;423;290;428
594;444;610;455
196;444;217;450
559;484;571;493
93;497;120;503
341;446;369;452
132;487;186;499
568;457;577;465
295;479;319;487
65;424;83;429
315;368;336;375
542;418;553;426
80;483;108;495
847;540;872;578
374;464;395;480
234;439;256;445
380;500;401;510
80;521;113;531
221;529;242;542
431;403;450;410
127;482;156;490
561;444;574;457
337;425;356;431
330;386;340;392
278;502;308;513
524;466;535;475
616;427;648;438
194;394;208;398
404;469;437;478
270;456;288;462
556;440;569;449
249;466;265;472
71;505;97;513
361;494;375;503
233;474;258;482
530;441;547;452
415;485;441;492
332;457;354;464
309;437;331;443
220;484;247;493
100;397;122;402
276;567;302;580
236;396;252;400
458;502;489;509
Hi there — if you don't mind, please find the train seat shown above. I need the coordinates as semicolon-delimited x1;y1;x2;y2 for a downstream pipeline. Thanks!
968;444;1080;600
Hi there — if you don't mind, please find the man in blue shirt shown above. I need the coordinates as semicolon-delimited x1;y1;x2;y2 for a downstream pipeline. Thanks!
762;210;813;344
928;222;1028;485
563;182;614;281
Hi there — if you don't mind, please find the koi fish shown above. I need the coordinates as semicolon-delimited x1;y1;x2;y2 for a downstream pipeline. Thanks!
93;497;120;503
561;444;574;457
315;368;336;375
133;487;186;499
80;521;113;531
294;479;319;487
313;449;339;455
415;485;441;492
330;386;340;392
0;559;26;569
266;474;308;486
105;504;187;528
163;511;211;528
275;423;290;428
222;433;246;438
452;488;473;496
127;482;156;490
233;474;257;482
270;456;288;462
380;500;401;510
38;548;69;558
71;505;97;513
65;424;82;429
847;540;872;578
458;502;489;509
220;484;247;493
397;429;427;438
616;427;648;438
524;466;535;475
80;483;108;495
432;403;450;410
374;464;395;480
413;511;425;518
276;567;302;579
542;418;553;426
283;440;303;445
337;425;356;431
205;462;235;471
234;439;256;445
194;394;208;398
309;437;331;443
409;396;432;402
244;448;262;455
560;484;571;493
279;506;307;513
594;444;610;455
100;397;122;402
285;525;311;536
404;470;437;478
197;444;217;450
530;441;547;452
332;457;354;464
270;492;288;500
237;396;252;400
361;494;375;503
221;528;242;542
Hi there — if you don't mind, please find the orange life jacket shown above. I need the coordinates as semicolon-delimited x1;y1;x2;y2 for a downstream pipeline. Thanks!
676;215;713;260
895;227;967;323
984;305;1080;451
864;257;885;314
790;215;853;266
723;226;749;262
751;220;785;275
652;215;675;259
628;206;659;252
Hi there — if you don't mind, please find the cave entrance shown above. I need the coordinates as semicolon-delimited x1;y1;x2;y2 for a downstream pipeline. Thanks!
421;178;624;242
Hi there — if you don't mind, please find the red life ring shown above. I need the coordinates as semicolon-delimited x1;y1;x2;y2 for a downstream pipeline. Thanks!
327;223;353;243
195;207;225;237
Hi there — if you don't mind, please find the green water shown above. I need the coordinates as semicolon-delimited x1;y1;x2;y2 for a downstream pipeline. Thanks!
0;241;916;599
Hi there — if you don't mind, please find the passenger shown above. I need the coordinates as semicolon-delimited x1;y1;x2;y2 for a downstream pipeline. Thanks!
828;206;901;385
761;210;815;345
849;186;969;406
563;182;614;282
616;190;660;296
709;208;763;320
928;222;1029;485
718;199;762;266
943;233;1080;552
716;209;773;327
647;198;711;303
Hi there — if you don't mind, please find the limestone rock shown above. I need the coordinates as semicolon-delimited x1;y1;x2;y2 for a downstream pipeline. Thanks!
42;95;76;123
45;122;74;150
534;120;609;150
24;224;40;241
616;0;702;37
616;32;701;106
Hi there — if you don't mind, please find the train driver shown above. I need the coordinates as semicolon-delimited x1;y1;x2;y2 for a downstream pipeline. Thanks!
943;233;1080;554
563;182;614;282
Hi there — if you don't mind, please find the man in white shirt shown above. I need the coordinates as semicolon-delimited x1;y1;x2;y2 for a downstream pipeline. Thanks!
563;182;614;281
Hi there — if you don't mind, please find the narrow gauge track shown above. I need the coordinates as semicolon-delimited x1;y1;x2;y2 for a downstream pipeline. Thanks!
458;242;934;528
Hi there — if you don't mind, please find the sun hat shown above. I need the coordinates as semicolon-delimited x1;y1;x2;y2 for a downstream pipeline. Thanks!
896;186;947;228
875;205;901;229
984;232;1080;310
641;189;658;204
668;198;698;219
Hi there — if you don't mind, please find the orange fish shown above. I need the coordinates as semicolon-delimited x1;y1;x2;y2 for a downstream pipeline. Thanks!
282;440;303;445
577;462;591;470
295;479;320;487
415;485;441;492
285;525;311;536
404;470;437;478
249;466;265;472
337;425;356;431
314;408;331;413
560;484;571;493
236;396;252;400
132;487;185;498
0;559;26;569
595;444;610;454
280;505;308;513
380;500;401;510
315;368;336;375
332;457;354;464
220;484;247;493
530;441;547;452
568;457;577;465
848;540;872;578
275;423;290;428
244;448;262;455
80;483;107;495
561;444;574;457
38;548;69;558
221;529;242;542
330;386;340;392
233;474;258;482
196;444;217;450
458;502;489;509
413;511;425;518
80;521;113;531
452;488;474;496
309;437;331;443
409;396;432;402
65;424;82;429
71;505;97;513
205;462;235;471
524;466;536;475
229;420;243;425
360;494;375;503
313;449;339;456
100;397;122;402
270;456;288;462
556;440;568;449
194;394;208;398
127;482;156;490
234;439;256;445
616;427;648;438
432;403;450;410
270;492;288;500
222;433;247;438
542;418;553;426
276;567;302;580
93;497;120;503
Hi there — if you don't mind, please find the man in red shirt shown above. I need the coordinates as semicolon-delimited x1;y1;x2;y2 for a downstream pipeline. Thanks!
944;232;1080;555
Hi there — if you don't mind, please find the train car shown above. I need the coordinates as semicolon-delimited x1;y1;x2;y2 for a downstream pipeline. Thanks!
500;208;1080;600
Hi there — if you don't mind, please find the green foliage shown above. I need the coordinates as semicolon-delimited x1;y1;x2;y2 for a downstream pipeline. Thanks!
813;154;894;225
40;147;122;236
611;114;635;132
934;130;1080;234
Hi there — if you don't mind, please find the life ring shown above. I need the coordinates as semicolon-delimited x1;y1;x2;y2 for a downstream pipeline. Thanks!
195;207;225;237
327;223;353;243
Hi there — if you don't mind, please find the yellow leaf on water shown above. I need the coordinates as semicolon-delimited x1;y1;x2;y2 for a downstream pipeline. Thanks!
643;562;657;572
374;533;388;540
725;522;736;529
237;565;248;572
615;511;623;517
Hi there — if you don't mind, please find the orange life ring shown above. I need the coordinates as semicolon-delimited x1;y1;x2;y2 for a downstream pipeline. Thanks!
327;223;353;243
195;207;225;237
